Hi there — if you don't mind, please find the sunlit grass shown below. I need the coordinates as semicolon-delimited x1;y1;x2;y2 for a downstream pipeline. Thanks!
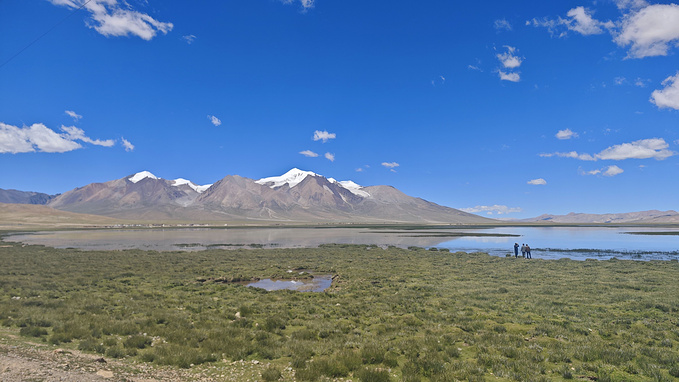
0;237;678;381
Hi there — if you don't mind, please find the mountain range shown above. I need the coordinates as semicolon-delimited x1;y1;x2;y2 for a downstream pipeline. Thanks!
0;169;492;224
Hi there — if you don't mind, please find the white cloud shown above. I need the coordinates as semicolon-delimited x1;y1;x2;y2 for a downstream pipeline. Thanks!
0;123;35;153
468;65;482;72
461;205;522;215
207;115;222;127
182;34;196;44
582;165;625;177
498;71;520;82
566;6;614;35
597;138;675;160
1;121;120;154
65;110;82;121
494;19;512;31
47;0;173;40
556;129;578;140
324;152;335;162
299;150;319;157
529;6;613;37
1;123;81;153
542;138;676;161
650;72;679;110
604;165;624;176
121;137;134;152
527;178;547;185
497;46;522;69
615;76;626;85
313;130;336;142
616;4;679;58
381;162;399;168
355;168;364;172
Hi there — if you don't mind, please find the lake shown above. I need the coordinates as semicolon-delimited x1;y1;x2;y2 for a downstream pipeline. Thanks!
5;226;679;261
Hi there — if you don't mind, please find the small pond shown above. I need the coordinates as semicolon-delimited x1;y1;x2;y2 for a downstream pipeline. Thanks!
246;274;332;292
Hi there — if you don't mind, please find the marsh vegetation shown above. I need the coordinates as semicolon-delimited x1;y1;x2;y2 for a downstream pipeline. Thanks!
1;238;678;381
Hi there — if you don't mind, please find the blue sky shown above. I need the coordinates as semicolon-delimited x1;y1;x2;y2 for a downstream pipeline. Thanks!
1;0;679;218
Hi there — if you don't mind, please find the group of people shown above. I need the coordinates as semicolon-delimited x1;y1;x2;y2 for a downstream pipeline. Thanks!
513;243;532;259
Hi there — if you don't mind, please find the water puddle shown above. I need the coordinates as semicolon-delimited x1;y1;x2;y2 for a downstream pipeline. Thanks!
246;274;332;292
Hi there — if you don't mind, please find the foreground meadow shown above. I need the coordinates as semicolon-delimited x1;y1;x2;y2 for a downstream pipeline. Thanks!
0;238;678;381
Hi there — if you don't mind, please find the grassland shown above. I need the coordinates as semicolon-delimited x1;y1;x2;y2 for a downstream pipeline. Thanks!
1;237;678;381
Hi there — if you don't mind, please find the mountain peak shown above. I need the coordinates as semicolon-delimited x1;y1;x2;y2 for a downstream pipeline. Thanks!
128;171;158;183
256;168;319;188
172;178;212;193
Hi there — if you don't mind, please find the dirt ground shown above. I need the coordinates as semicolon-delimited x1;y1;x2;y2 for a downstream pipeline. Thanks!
0;329;291;382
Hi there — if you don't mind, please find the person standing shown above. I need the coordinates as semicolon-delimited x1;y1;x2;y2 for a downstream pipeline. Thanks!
521;243;526;258
525;244;532;259
514;243;519;258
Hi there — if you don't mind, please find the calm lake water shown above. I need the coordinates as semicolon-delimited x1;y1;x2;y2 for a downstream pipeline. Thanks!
5;226;679;261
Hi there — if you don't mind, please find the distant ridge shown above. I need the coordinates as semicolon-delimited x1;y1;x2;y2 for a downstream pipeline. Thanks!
521;210;679;224
0;189;55;205
1;169;493;224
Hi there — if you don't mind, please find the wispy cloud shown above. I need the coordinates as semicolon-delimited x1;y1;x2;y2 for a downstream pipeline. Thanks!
461;205;522;215
494;19;512;32
540;151;596;161
324;152;335;162
47;0;173;40
313;130;336;142
381;162;399;169
299;150;319;157
207;115;222;127
431;75;446;87
615;0;648;10
528;6;613;37
650;72;679;110
121;137;134;152
527;178;547;185
182;34;196;44
65;110;82;121
541;138;676;161
0;122;115;154
62;126;115;147
556;129;578;140
281;0;315;11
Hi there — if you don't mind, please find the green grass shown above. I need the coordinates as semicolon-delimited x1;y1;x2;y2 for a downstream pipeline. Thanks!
1;237;678;381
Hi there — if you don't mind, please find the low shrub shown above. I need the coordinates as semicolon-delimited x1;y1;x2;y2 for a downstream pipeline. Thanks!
356;367;391;382
261;365;282;381
19;326;48;337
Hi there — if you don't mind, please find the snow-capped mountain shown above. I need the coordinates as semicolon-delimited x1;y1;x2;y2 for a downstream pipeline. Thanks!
5;169;494;223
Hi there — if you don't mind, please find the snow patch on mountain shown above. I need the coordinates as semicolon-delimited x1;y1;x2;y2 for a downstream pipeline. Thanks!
338;180;371;198
256;168;318;188
128;171;158;183
172;178;212;193
257;168;371;198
